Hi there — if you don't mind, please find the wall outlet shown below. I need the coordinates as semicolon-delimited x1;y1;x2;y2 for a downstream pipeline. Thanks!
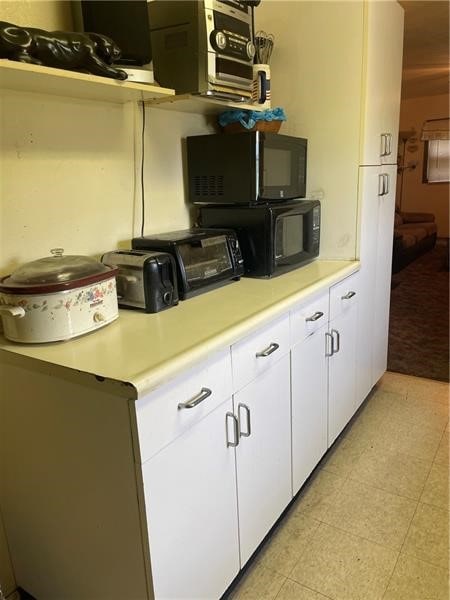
309;189;325;200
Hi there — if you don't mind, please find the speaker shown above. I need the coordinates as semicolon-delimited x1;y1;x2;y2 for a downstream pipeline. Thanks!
72;0;152;66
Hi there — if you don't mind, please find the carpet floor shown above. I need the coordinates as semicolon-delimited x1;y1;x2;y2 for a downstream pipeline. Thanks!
388;243;449;382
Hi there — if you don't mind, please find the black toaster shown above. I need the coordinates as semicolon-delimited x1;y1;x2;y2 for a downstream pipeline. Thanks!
101;250;178;313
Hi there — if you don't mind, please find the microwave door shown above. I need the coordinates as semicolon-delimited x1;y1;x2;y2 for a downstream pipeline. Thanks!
261;134;307;201
263;146;292;201
275;213;305;265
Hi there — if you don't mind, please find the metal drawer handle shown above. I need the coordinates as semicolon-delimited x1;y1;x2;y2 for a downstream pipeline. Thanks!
178;387;212;410
341;291;356;300
226;412;239;447
256;342;280;358
331;329;340;354
325;332;334;357
381;133;389;156
387;133;392;156
378;173;385;196
380;134;385;156
238;403;251;438
306;311;324;322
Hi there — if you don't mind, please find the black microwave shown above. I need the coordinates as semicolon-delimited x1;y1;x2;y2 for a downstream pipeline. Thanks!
199;200;320;278
187;132;307;205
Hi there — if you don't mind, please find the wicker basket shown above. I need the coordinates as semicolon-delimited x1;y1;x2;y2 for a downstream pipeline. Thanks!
222;120;282;134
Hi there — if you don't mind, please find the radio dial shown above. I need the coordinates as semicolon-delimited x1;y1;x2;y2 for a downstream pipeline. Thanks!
246;41;256;60
210;30;227;51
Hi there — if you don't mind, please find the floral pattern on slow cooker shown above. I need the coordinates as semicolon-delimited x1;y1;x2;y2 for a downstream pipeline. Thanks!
0;282;115;313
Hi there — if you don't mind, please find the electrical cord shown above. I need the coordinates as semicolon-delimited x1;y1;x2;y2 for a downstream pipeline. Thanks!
140;100;146;237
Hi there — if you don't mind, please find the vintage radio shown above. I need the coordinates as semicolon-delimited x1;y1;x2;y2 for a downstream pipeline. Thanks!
148;0;256;101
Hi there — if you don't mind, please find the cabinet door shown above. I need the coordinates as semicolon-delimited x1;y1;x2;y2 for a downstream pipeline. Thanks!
360;1;386;166
379;0;404;165
291;325;328;495
356;166;380;404
360;0;404;166
328;306;357;446
235;355;291;566
142;398;240;600
373;165;397;382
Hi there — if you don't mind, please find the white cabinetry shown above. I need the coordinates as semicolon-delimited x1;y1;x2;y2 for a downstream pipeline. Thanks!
357;0;403;397
142;398;240;600
360;0;404;166
234;356;291;565
356;166;381;401
231;314;292;566
372;165;398;382
291;293;329;494
356;165;397;400
140;314;293;592
136;349;240;600
0;268;362;600
328;274;359;445
290;275;359;489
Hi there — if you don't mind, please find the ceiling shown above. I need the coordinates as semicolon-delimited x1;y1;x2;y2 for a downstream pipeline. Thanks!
399;1;450;98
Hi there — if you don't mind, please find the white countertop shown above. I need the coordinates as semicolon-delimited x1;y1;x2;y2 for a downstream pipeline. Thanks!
0;260;359;397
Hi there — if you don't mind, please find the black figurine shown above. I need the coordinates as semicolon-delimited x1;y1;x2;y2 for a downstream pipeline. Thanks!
0;21;127;80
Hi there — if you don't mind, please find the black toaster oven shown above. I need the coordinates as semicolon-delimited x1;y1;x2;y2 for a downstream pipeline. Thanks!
132;228;244;299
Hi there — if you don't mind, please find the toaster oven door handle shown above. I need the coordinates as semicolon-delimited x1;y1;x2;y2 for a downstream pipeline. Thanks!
255;342;280;358
178;387;212;410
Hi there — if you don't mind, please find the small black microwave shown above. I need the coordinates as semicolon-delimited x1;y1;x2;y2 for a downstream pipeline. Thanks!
187;131;307;205
199;200;320;278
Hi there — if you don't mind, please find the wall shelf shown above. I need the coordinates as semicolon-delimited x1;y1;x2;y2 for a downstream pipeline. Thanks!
0;59;175;104
146;93;263;115
0;60;268;115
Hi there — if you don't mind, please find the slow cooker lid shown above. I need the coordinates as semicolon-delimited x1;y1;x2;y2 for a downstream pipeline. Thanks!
9;248;111;285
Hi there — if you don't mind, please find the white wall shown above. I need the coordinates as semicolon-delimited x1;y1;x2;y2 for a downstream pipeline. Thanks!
0;7;213;278
0;1;366;275
0;93;210;277
256;0;364;259
396;93;449;237
0;0;73;31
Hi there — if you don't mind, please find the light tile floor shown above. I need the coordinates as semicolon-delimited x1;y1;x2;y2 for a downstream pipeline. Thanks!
227;372;449;600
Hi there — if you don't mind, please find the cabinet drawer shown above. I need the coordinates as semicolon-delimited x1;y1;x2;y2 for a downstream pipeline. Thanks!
290;291;329;343
135;348;232;463
231;313;290;392
329;271;359;322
